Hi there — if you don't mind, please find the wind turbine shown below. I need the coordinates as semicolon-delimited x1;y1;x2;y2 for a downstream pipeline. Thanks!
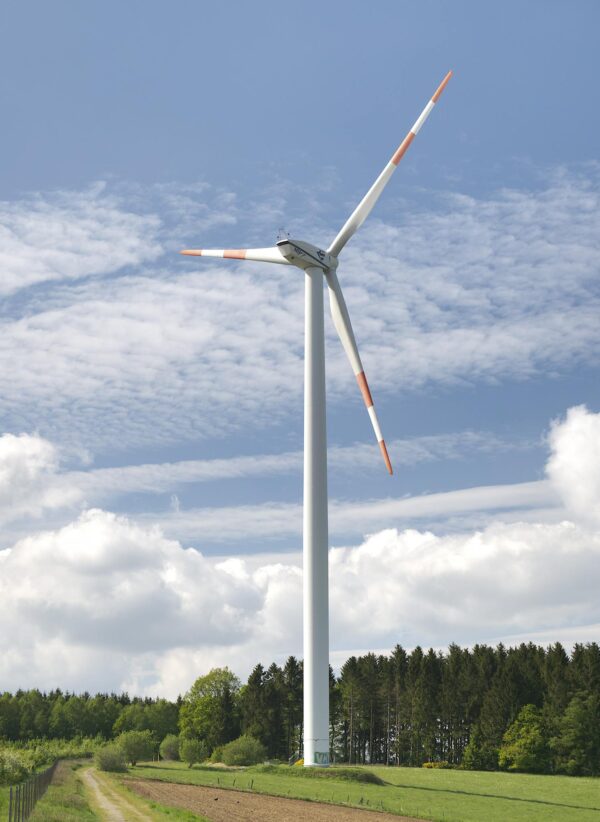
180;71;452;767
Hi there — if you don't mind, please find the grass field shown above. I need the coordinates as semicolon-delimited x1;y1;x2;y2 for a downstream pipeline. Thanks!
129;760;600;822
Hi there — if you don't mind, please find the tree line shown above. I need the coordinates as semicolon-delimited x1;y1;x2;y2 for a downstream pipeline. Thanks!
1;642;599;775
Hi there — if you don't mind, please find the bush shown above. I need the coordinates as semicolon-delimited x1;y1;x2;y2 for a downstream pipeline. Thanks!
0;750;31;785
422;760;453;769
221;734;266;766
116;730;154;766
180;738;209;768
159;733;180;761
95;745;127;773
209;745;224;763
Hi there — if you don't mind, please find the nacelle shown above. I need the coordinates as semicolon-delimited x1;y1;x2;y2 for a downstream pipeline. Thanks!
276;239;337;271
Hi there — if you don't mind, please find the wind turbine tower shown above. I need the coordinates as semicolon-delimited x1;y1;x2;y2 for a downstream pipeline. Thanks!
180;71;452;766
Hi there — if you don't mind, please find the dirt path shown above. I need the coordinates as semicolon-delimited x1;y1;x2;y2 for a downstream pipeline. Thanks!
81;768;152;821
128;779;423;822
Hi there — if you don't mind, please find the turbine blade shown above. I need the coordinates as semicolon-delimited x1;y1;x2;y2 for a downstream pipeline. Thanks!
328;70;452;258
326;269;393;474
180;246;291;265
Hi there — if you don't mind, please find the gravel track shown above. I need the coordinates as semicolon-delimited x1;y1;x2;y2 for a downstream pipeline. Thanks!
81;768;151;821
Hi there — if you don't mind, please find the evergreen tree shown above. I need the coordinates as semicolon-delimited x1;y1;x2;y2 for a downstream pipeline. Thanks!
552;692;600;776
282;656;302;760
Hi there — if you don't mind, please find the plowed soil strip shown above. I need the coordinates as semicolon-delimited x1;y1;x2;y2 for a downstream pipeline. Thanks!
128;779;423;821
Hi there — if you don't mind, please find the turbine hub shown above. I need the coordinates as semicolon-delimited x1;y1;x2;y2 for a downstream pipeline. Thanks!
276;239;337;271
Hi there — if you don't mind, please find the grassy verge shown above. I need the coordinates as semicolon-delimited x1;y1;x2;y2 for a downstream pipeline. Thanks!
129;760;600;822
0;786;9;819
29;761;97;821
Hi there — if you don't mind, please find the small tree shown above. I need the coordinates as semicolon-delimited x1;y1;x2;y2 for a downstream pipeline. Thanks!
180;738;209;768
159;733;180;761
95;745;127;773
179;668;241;750
498;704;551;773
221;734;266;766
117;730;154;766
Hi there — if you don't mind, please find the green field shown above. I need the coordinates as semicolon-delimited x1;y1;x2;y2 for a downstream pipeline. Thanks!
128;761;600;822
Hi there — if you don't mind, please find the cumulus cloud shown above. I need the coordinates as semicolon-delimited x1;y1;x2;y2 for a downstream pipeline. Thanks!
0;433;78;523
0;406;599;696
546;405;600;526
0;509;298;695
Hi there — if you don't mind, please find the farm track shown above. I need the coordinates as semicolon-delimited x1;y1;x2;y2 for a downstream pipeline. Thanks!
127;778;424;821
81;768;152;821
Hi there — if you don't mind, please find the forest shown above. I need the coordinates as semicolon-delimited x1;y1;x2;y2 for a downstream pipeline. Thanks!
1;642;599;776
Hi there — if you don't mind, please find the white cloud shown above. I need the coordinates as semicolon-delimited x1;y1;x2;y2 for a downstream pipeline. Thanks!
0;425;528;548
327;167;600;397
0;433;78;523
141;479;556;544
0;168;598;451
546;404;600;526
329;521;600;651
0;406;598;696
50;428;527;503
0;183;161;295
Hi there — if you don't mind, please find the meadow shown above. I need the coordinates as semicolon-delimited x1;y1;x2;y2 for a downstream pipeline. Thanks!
127;760;600;822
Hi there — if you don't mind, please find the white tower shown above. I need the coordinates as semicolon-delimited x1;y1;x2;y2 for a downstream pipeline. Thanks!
179;71;452;767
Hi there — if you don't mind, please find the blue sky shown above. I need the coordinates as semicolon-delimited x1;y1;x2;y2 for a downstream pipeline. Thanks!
1;1;599;695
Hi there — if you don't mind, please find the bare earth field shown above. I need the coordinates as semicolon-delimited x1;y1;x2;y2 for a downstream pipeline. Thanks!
128;779;422;822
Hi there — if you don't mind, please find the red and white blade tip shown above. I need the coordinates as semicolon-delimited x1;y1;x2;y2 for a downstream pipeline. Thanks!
379;440;393;475
180;249;247;259
433;70;453;103
391;70;453;166
356;371;393;475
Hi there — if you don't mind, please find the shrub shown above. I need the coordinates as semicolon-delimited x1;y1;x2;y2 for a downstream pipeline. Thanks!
209;745;225;763
180;738;209;768
95;745;127;773
159;733;180;761
117;730;154;766
422;760;453;769
0;750;31;785
221;734;266;766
